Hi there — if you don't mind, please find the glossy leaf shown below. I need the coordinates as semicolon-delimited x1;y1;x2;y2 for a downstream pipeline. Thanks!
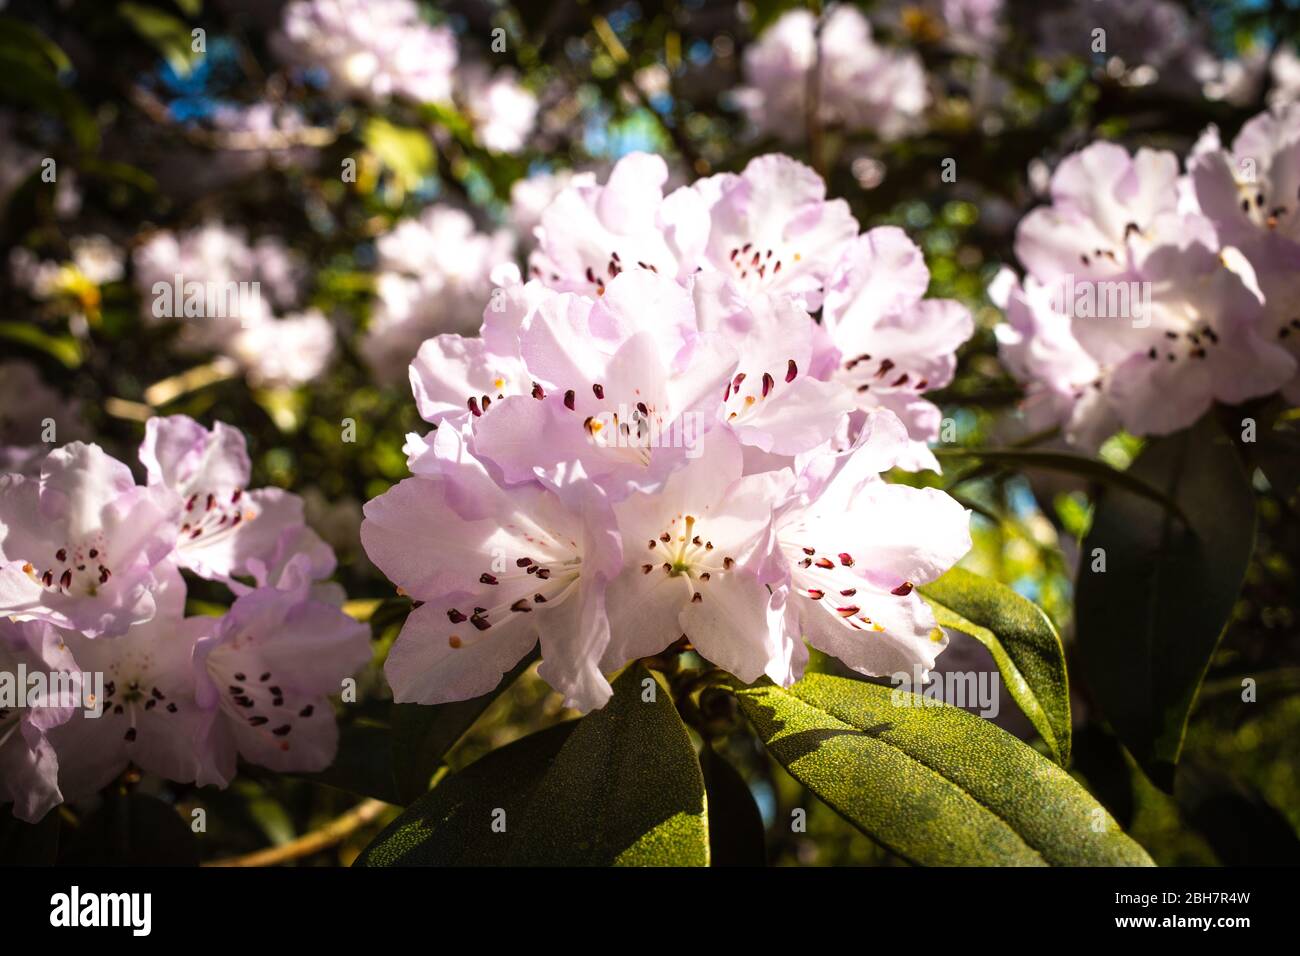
733;673;1153;866
1076;414;1256;790
355;721;576;866
390;648;538;804
359;664;709;866
507;664;708;866
920;567;1071;764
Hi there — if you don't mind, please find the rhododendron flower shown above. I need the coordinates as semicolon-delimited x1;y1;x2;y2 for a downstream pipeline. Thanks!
471;271;736;501
363;206;514;381
693;154;858;311
46;566;212;800
821;228;975;466
775;411;971;679
229;310;336;388
602;428;793;686
989;268;1115;450
1102;234;1295;435
362;461;622;712
737;6;928;143
0;618;80;821
139;415;318;585
194;583;370;784
693;277;853;456
1190;105;1300;399
457;64;538;154
1014;142;1183;283
0;443;177;638
528;152;709;294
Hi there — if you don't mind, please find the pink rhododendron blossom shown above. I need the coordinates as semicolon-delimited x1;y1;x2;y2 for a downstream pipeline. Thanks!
45;565;212;800
363;206;514;381
1002;136;1298;441
140;416;320;585
0;618;81;821
528;152;709;294
822;229;974;466
774;409;971;679
0;443;177;638
737;6;928;143
194;582;370;784
693;154;858;311
361;146;977;709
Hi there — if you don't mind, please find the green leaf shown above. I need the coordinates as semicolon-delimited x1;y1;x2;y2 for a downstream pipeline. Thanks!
118;2;200;77
358;664;710;866
507;664;708;866
354;722;576;866
390;647;538;803
363;117;436;196
1075;413;1256;790
0;16;72;74
919;567;1071;764
0;805;60;865
732;673;1152;866
937;447;1187;521
0;321;83;368
700;745;766;866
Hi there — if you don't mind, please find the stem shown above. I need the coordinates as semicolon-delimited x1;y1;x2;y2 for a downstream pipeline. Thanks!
202;798;390;867
806;1;826;178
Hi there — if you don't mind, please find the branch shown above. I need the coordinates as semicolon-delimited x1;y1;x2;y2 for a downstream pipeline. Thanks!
203;798;390;868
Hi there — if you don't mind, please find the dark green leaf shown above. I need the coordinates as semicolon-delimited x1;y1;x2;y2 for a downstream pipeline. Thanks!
733;673;1152;866
1176;763;1300;866
507;664;708;866
920;567;1071;764
1076;413;1256;789
118;2;200;77
700;746;766;866
390;647;538;803
354;721;576;866
0;16;72;74
360;664;709;866
0;804;60;865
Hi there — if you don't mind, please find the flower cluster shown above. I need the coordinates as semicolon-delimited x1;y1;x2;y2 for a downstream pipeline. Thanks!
362;206;515;382
133;222;334;388
738;6;928;143
0;417;369;822
361;152;974;713
273;0;457;106
994;104;1300;446
272;0;536;155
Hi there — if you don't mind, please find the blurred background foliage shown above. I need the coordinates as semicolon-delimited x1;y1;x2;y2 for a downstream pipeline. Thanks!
1;0;1298;866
